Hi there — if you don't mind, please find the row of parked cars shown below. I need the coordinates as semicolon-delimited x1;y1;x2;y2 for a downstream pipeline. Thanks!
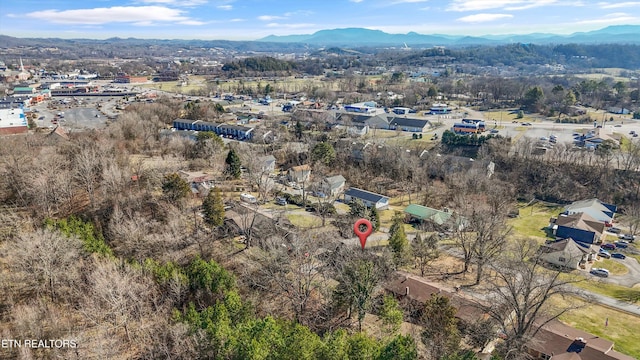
593;237;635;276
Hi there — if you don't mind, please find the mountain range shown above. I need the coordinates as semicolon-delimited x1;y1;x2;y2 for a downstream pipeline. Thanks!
258;25;640;47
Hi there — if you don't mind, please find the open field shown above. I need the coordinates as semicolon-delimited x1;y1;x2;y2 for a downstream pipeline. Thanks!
286;213;323;228
555;295;640;359
598;258;630;275
141;75;343;95
507;202;560;242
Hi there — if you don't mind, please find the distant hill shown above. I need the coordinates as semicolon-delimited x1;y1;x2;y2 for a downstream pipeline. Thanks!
258;25;640;46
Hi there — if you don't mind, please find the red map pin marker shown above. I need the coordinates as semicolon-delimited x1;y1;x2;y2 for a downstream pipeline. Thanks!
354;218;373;250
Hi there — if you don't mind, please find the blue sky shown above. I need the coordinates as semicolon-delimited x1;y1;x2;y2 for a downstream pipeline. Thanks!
1;0;639;40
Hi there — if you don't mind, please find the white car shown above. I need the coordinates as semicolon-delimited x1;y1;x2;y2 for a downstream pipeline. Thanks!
590;268;610;277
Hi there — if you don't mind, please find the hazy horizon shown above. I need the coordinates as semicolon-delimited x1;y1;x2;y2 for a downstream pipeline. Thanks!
1;0;640;41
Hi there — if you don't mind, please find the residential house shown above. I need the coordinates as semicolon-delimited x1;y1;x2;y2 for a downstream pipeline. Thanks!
551;212;606;245
385;272;488;327
343;187;389;210
527;319;634;360
260;155;276;173
538;238;595;270
287;164;311;183
388;116;431;132
320;175;346;197
178;170;215;196
404;204;463;230
564;198;617;224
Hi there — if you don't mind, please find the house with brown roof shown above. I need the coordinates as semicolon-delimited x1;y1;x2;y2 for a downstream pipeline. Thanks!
527;319;634;360
287;164;311;183
551;212;606;245
538;238;595;270
385;272;487;325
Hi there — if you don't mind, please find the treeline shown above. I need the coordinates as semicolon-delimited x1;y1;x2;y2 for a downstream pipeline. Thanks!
222;56;298;73
405;43;640;69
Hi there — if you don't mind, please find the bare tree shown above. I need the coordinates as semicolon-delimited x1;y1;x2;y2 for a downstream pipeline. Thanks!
411;233;439;277
253;233;329;326
72;139;107;210
482;238;581;359
3;229;82;302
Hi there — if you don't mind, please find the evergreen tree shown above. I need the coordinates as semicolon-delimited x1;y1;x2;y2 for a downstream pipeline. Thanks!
202;187;225;227
379;294;403;335
349;199;368;218
311;142;336;165
225;149;242;179
370;206;381;232
388;213;409;268
162;173;191;205
421;294;461;360
295;120;304;140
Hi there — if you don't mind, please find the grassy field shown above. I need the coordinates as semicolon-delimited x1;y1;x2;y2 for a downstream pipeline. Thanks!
507;203;561;242
555;295;640;358
598;259;629;275
573;277;640;304
285;213;323;228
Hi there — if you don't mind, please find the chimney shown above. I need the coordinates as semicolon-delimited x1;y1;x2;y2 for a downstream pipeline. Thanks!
405;287;409;296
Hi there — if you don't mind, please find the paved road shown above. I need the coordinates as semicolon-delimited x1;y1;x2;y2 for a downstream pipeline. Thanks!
595;255;640;287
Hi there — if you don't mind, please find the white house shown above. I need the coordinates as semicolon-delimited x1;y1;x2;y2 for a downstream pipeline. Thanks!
321;175;346;197
538;238;595;270
287;164;311;183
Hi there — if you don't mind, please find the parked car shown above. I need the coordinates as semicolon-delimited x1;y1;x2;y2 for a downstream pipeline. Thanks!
598;249;611;259
601;243;616;250
608;227;622;234
614;241;628;248
619;234;636;241
611;253;626;259
275;197;287;206
540;136;549;141
590;268;610;277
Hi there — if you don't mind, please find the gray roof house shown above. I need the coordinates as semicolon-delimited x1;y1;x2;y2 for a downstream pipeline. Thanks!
343;187;389;210
321;175;346;197
538;238;595;270
564;198;617;224
261;155;276;173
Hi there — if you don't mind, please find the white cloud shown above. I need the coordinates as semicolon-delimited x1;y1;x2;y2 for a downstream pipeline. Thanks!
350;0;364;3
447;0;558;11
217;5;233;10
258;15;286;21
137;0;209;6
265;22;316;29
573;12;638;24
598;1;640;9
457;13;514;22
229;18;245;22
25;6;200;25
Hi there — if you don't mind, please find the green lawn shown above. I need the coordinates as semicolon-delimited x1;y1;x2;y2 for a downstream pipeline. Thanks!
571;276;640;304
508;203;561;242
598;259;629;276
285;213;322;228
557;296;640;359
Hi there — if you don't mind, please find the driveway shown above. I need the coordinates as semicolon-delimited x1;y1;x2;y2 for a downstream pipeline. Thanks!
590;255;640;287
